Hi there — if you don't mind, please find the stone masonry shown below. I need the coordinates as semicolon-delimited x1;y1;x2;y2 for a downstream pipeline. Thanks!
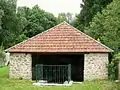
9;52;109;81
84;53;108;81
9;53;32;79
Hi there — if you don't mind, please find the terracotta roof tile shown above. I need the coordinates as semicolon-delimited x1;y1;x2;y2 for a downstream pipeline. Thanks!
7;22;113;53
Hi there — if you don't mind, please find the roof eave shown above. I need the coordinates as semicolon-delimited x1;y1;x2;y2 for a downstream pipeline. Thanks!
8;50;113;53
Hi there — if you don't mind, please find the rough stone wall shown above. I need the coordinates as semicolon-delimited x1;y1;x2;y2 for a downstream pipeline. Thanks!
84;53;108;81
9;53;32;79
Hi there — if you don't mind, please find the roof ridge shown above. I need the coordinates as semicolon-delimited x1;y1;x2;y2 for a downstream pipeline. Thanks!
65;23;113;52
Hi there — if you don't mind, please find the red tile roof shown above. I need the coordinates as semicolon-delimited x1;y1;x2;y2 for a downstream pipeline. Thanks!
7;22;113;53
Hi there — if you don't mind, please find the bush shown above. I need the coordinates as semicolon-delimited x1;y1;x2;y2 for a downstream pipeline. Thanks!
108;53;120;80
0;46;5;67
108;60;117;80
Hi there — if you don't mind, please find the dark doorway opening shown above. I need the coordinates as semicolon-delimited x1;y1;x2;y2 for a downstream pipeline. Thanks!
32;54;84;82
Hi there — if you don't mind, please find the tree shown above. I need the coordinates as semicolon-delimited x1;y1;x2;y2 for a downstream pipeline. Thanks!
0;45;5;67
0;0;19;48
74;0;113;31
85;0;120;52
57;12;73;24
0;1;57;49
0;0;27;48
57;13;68;23
17;5;57;37
0;9;4;44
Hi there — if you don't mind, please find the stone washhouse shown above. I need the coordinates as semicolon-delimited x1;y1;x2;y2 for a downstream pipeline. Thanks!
6;22;113;82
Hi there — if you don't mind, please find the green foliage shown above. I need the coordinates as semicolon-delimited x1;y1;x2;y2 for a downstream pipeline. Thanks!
0;0;23;48
57;13;68;23
15;34;28;44
0;9;4;29
0;46;5;67
107;53;120;80
114;53;120;60
0;46;4;57
74;0;113;30
0;1;57;48
57;12;73;24
108;60;117;80
85;0;120;51
17;5;57;38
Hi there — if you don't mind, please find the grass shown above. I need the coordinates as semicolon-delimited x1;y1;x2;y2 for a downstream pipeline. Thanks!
0;67;120;90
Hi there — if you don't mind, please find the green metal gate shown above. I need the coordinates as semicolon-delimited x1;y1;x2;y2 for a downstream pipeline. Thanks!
36;64;71;84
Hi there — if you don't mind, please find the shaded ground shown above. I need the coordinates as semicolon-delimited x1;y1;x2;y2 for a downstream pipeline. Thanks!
0;67;120;90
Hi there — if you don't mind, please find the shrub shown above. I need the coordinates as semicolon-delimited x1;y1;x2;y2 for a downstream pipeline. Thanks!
108;60;117;80
108;53;120;80
0;46;5;67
